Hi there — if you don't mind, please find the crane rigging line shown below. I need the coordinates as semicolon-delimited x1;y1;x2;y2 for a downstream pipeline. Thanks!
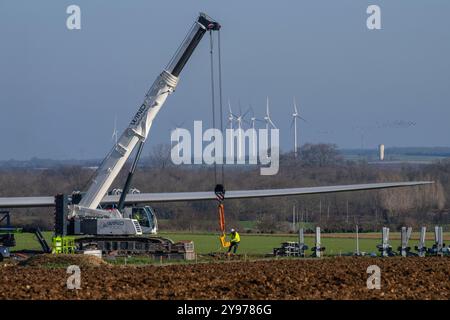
209;29;228;247
209;30;218;186
217;29;225;185
209;29;226;187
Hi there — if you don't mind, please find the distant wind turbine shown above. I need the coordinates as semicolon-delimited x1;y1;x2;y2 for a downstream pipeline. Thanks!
291;97;306;158
264;97;277;131
228;100;250;159
112;115;118;145
244;105;264;157
235;102;251;159
235;101;250;132
227;100;234;130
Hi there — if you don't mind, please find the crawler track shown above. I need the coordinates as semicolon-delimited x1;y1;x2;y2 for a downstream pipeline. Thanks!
76;236;175;255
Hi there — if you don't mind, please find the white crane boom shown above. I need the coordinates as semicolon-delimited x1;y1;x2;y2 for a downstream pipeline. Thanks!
74;13;221;215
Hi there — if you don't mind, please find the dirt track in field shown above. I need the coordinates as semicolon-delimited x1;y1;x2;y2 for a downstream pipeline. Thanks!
0;257;449;300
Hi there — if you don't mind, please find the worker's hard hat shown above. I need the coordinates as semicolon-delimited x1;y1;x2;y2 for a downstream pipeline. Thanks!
230;228;236;233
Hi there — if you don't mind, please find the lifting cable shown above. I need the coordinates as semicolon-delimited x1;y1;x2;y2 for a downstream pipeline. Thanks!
208;30;226;187
209;30;218;186
208;30;228;248
217;30;225;185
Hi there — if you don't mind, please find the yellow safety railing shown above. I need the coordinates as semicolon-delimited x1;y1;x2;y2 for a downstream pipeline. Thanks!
52;236;76;254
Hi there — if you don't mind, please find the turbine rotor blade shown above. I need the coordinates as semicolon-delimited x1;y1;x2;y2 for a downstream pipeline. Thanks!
249;104;255;118
268;118;277;129
293;97;298;114
242;108;251;120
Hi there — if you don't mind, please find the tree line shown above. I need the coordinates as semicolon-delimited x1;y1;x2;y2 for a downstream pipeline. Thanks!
1;144;448;233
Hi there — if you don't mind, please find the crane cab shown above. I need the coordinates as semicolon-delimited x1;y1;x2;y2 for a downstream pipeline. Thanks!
123;206;158;234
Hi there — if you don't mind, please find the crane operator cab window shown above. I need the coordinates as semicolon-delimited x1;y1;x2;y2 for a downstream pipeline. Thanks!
132;207;149;226
131;206;157;234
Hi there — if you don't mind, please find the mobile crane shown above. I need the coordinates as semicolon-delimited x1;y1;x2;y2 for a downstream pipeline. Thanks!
53;13;221;256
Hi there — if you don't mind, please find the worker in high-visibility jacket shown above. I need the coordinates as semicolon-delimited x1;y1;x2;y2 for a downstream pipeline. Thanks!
227;228;240;254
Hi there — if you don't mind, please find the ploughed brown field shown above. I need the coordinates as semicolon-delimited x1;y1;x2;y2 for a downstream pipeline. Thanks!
0;256;449;300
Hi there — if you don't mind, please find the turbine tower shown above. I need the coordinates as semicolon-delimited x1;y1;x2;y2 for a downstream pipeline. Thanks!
250;114;256;156
235;105;244;160
292;97;306;158
245;105;262;158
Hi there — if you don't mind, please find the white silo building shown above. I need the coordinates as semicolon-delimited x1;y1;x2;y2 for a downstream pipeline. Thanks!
379;144;385;161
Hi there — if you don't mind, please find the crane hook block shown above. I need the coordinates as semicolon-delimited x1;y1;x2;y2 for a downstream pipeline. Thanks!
214;184;225;202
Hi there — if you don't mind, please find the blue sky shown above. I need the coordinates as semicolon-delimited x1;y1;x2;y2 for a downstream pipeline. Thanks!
0;0;449;160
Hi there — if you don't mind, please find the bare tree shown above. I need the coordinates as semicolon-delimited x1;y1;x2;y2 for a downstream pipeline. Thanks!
300;143;342;167
148;144;173;169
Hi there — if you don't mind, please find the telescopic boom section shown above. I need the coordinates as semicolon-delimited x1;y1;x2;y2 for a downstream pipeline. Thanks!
76;13;220;212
